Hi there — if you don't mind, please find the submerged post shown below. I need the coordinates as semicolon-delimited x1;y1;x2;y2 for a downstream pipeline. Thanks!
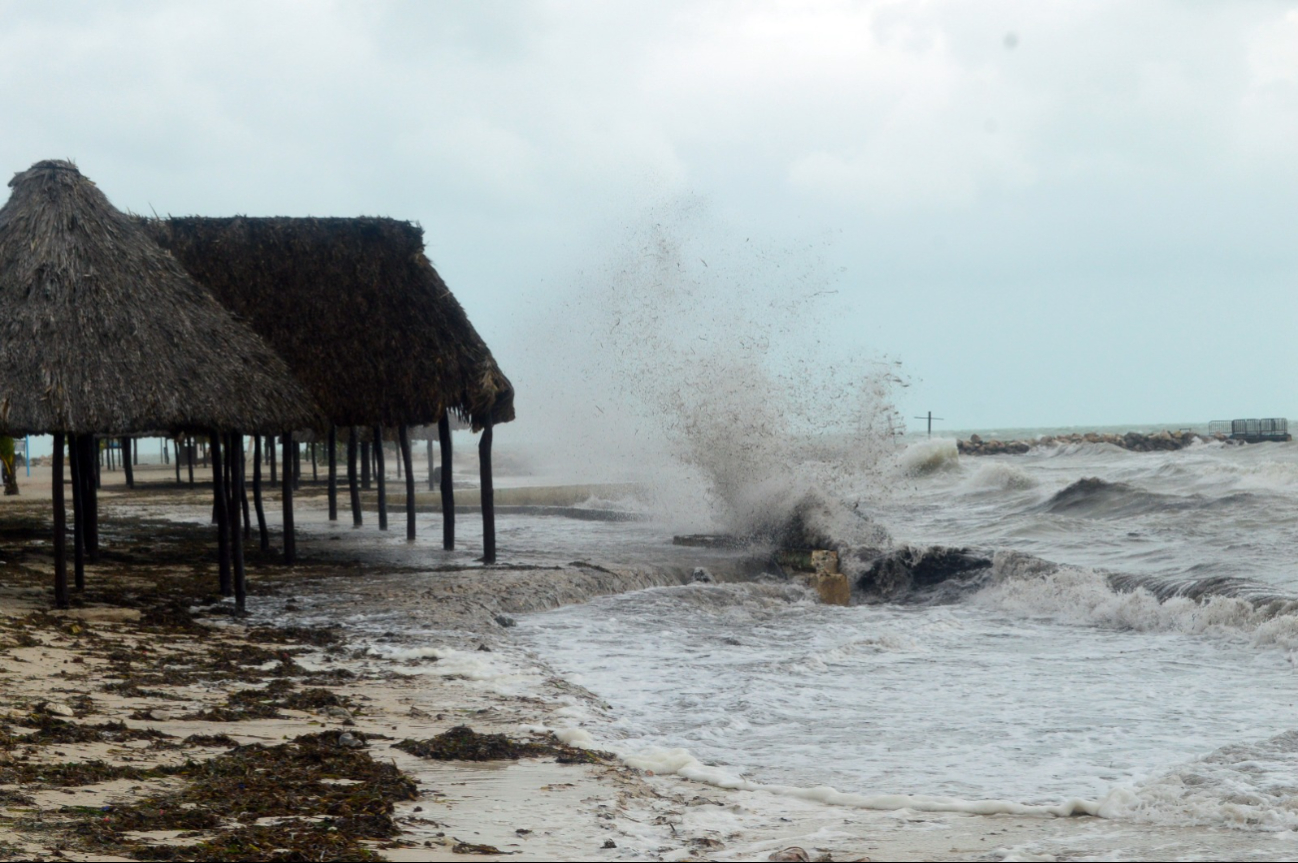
348;429;362;527
69;434;85;592
327;427;338;521
400;426;416;541
374;426;388;531
282;433;296;564
53;432;68;609
439;414;454;550
253;433;268;552
480;420;495;564
211;432;231;596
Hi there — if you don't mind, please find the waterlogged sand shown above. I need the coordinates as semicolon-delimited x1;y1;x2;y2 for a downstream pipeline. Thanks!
0;467;1286;861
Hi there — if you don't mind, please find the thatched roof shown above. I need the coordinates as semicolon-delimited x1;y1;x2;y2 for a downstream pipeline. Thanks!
144;217;515;431
0;161;319;436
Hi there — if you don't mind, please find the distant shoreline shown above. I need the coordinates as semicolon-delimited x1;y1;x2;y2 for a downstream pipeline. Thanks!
955;428;1289;455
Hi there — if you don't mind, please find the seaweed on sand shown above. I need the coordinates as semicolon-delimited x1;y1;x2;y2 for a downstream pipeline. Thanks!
393;725;609;764
63;730;417;862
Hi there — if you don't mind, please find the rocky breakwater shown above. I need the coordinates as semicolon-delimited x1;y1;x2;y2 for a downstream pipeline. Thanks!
958;429;1227;456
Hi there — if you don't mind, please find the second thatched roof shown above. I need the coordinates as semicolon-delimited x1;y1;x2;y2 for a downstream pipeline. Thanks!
145;216;514;432
0;161;319;436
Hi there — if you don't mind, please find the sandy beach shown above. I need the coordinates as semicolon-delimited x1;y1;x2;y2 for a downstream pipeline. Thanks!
0;463;1274;862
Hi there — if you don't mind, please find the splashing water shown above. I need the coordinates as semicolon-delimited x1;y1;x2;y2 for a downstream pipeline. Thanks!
519;196;906;544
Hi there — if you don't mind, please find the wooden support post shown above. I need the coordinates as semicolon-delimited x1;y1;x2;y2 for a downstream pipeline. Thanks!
480;421;495;564
374;426;388;531
211;432;231;596
361;439;371;491
293;440;301;490
253;434;268;553
53;432;68;608
187;438;195;487
348;429;362;527
121;437;134;487
229;433;246;613
238;437;251;541
84;437;99;561
69;435;85;592
311;442;318;483
173;440;181;485
426;438;435;491
395;441;402;480
327;427;338;521
400;425;415;541
133;438;138;466
269;435;276;484
439;415;454;550
282;433;296;564
93;438;101;490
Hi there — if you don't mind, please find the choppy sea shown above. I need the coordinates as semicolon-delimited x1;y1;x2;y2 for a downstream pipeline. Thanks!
510;432;1298;836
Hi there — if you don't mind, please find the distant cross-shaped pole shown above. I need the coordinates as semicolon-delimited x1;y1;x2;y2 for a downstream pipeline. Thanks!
914;411;944;437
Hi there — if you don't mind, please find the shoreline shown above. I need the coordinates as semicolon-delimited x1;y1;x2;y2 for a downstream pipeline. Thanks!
0;480;1275;861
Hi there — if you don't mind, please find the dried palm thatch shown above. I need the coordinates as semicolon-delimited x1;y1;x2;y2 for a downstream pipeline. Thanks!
0;161;318;435
144;217;514;432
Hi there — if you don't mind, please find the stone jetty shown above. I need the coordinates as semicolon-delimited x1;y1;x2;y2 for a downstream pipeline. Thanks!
958;429;1230;456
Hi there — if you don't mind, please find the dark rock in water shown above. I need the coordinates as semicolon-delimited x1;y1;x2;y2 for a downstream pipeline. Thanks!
494;614;516;628
852;545;993;601
691;567;715;583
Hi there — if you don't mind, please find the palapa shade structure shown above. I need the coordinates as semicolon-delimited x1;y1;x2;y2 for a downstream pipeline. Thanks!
0;160;320;608
146;216;515;562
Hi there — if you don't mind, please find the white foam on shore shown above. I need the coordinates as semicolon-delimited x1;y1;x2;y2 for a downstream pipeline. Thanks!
370;644;543;694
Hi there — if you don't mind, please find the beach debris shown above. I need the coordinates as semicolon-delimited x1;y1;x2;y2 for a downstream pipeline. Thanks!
337;731;365;748
453;840;508;854
690;567;715;583
394;725;610;763
603;838;618;848
36;700;76;718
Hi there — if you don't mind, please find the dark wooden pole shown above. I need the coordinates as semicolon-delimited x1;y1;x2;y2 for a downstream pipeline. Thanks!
311;442;318;483
53;433;68;609
374;426;388;531
93;437;101;490
121;437;133;487
211;432;231;596
327;427;338;521
173;440;181;485
269;435;277;484
187;437;195;487
69;434;85;592
238;436;251;541
84;436;99;562
281;433;296;564
293;440;301;490
230;433;247;613
400;425;416;541
439;414;454;550
253;433;268;553
133;438;138;466
480;421;495;564
361;439;371;491
426;438;435;491
395;440;402;479
348;429;362;527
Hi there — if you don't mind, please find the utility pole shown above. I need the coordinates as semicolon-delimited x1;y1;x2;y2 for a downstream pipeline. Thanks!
914;411;944;437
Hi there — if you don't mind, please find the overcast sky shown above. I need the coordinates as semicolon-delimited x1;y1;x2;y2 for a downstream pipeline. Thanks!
3;1;1297;433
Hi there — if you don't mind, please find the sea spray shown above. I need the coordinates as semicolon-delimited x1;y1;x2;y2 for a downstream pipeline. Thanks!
517;195;906;542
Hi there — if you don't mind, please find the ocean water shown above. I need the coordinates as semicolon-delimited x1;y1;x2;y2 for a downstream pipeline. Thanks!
513;435;1298;834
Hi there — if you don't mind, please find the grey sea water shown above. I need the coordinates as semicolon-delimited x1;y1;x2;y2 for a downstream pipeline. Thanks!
513;434;1298;832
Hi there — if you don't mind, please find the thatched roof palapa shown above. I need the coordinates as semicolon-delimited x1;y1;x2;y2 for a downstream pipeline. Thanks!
0;161;318;435
144;217;514;432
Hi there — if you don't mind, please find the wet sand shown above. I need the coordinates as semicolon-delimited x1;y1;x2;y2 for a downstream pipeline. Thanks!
0;466;1273;861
